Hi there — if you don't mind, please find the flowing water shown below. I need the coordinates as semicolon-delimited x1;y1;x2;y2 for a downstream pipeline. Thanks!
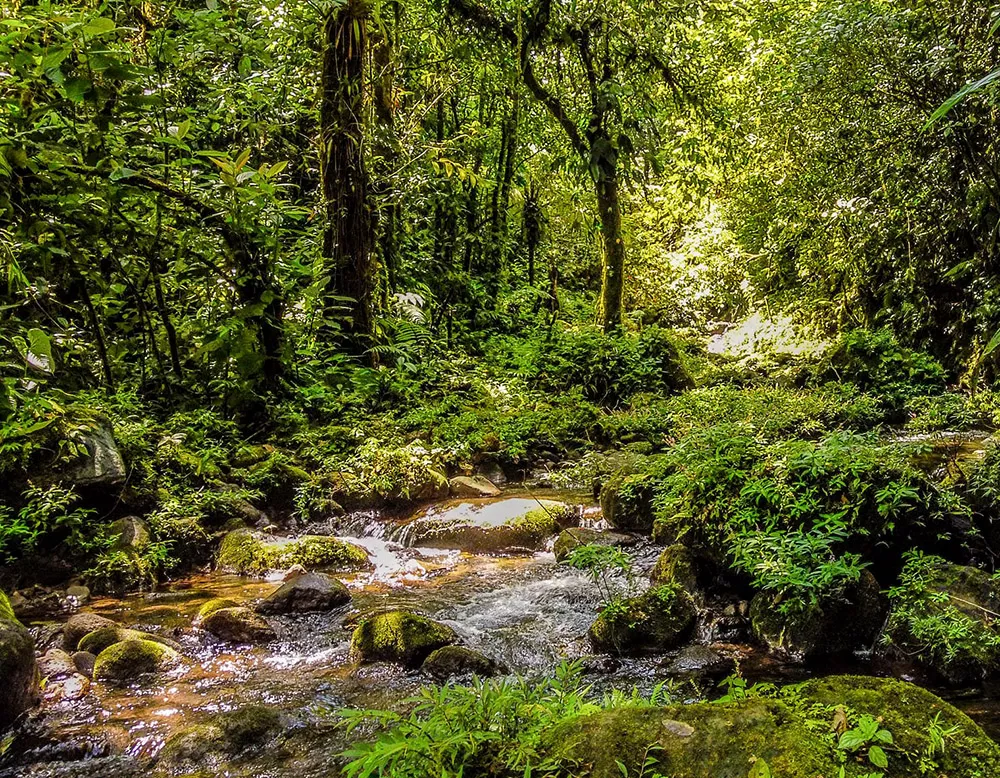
4;487;1000;777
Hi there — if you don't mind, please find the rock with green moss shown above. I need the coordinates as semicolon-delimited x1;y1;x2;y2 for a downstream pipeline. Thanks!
350;610;457;667
93;639;179;683
404;498;573;554
0;591;39;728
649;544;700;592
553;527;639;563
108;516;150;551
160;705;282;766
197;598;240;621
421;645;499;680
599;471;656;534
545;675;1000;778
750;570;886;661
78;626;181;655
256;572;351;614
201;607;277;644
216;529;370;576
589;584;696;656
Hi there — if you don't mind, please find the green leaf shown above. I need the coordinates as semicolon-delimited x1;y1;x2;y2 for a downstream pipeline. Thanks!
26;328;54;374
63;77;91;103
868;745;888;769
82;17;117;37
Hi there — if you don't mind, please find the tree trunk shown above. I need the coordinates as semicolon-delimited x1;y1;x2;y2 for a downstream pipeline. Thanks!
321;0;374;353
595;169;624;331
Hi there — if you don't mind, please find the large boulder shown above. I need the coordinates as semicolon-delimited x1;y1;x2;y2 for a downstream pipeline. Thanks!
553;527;639;563
0;592;39;728
599;471;656;534
350;610;457;667
650;544;700;593
545;676;1000;778
200;607;277;644
449;476;501;498
65;422;126;487
421;646;499;680
750;570;886;661
108;516;150;551
93;639;179;683
403;498;573;554
256;572;351;615
216;529;370;576
589;584;696;656
160;705;282;767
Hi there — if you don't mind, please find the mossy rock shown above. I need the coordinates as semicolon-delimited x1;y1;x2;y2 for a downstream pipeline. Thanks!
78;626;181;655
599;471;656;534
589;585;696;656
256;572;351;614
160;705;282;765
421;645;499;680
649;544;699;592
197;598;240;621
545;675;1000;778
200;607;277;644
405;498;572;554
750;571;886;661
350;610;457;667
448;476;501;498
216;529;370;576
553;527;638;563
93;639;179;683
63;612;118;651
0;591;39;728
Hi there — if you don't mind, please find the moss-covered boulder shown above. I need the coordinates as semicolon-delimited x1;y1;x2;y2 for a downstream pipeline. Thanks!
422;645;499;680
216;529;370;576
649;544;700;592
78;626;181;655
350;610;457;667
545;675;1000;778
599;470;656;534
589;584;696;656
63;612;117;651
449;476;501;498
197;598;240;621
0;591;39;727
750;571;886;661
108;516;150;551
160;705;282;766
256;571;351;614
93;639;179;683
884;559;1000;684
200;607;277;644
553;527;639;563
404;498;573;554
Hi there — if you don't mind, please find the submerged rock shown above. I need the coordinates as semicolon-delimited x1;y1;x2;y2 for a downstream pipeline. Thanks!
350;610;457;667
216;529;370;576
449;475;501;498
662;645;735;681
0;591;39;728
256;571;351;614
545;675;1000;778
589;585;696;656
93;639;179;683
160;705;282;766
422;645;499;680
63;612;117;651
404;498;573;553
200;607;277;644
750;570;886;661
553;527;638;563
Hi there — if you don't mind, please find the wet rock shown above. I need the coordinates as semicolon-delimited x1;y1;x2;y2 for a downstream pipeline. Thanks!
65;584;90;604
404;498;573;554
43;673;90;702
544;675;1000;778
63;612;117;651
663;646;735;681
650;545;699;593
422;646;499;680
200;607;277;644
64;422;125;487
108;516;150;551
93;639;179;683
578;655;622;675
0;591;40;728
72;651;96;679
78;626;181;656
350;610;457;667
216;529;370;576
282;564;307;581
160;705;282;766
589;585;696;656
256;572;351;614
11;586;63;621
196;598;240;621
449;475;501;498
30;623;64;653
37;649;77;680
553;527;639;563
750;570;886;661
599;470;656;534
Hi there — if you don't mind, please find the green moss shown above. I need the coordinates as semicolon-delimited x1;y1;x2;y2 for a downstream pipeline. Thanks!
161;705;281;764
350;610;457;667
197;598;240;621
649;544;698;591
78;626;179;655
600;471;655;533
0;591;19;625
588;584;696;655
216;529;369;575
93;639;179;682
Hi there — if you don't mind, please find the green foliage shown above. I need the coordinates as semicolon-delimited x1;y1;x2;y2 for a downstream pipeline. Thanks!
563;543;636;607
0;484;96;562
